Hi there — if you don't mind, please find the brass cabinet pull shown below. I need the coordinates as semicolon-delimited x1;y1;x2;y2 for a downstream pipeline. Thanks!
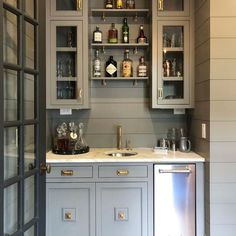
77;88;83;100
61;170;74;176
158;0;164;11
158;88;163;99
77;0;82;11
116;169;129;176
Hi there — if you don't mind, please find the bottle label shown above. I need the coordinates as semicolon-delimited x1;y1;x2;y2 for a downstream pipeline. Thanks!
138;65;147;77
94;32;102;43
122;61;132;77
93;59;101;77
123;32;128;43
106;63;117;75
138;37;147;44
105;3;113;8
108;38;118;43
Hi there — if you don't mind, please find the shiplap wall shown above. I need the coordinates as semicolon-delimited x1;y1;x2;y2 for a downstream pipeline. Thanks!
192;0;236;235
47;82;187;148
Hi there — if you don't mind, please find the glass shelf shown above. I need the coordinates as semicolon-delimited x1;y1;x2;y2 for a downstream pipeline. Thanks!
56;47;77;52
91;76;148;80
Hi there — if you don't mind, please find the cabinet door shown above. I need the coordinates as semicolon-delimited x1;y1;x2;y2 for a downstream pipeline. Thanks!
46;183;95;236
51;0;83;16
48;21;84;108
155;21;191;107
96;182;148;236
157;0;190;16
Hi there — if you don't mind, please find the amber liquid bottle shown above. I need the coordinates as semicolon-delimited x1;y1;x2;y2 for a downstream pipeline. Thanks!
137;25;147;43
122;49;133;77
116;0;123;8
108;23;118;43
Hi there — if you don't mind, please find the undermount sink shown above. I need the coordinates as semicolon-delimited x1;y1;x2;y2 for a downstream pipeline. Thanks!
106;151;138;157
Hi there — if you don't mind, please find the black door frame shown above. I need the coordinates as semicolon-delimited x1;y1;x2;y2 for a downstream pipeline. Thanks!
0;0;46;235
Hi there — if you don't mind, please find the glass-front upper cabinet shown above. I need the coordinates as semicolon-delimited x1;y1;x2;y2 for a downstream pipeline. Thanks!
156;21;190;107
51;0;83;17
48;21;83;107
157;0;189;16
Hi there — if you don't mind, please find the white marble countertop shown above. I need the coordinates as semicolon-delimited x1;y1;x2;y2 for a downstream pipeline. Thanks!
46;148;205;163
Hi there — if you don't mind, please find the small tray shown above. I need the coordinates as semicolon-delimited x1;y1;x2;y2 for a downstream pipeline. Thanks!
52;146;90;155
153;147;168;154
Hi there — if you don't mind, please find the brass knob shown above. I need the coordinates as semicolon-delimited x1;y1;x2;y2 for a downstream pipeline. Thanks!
118;212;125;220
40;163;51;174
65;212;72;220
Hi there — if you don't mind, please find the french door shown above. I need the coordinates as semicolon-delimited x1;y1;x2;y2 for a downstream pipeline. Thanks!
0;0;46;235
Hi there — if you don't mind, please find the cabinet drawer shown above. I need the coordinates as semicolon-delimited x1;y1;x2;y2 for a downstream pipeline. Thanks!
48;166;93;178
98;165;148;178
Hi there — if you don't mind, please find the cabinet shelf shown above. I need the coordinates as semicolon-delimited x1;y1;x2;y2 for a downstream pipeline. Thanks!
91;9;149;17
91;43;149;48
91;76;148;80
56;47;77;52
163;76;183;81
57;77;77;81
163;47;184;52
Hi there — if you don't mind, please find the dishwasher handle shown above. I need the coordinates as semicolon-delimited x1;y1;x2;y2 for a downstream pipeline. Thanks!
159;168;192;174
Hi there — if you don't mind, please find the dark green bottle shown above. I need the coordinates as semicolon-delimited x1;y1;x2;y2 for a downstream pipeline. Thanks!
122;18;129;43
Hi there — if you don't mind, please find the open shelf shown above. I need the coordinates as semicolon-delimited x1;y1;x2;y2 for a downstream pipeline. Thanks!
91;9;149;17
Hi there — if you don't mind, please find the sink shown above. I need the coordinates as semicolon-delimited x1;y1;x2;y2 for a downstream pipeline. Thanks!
106;151;138;157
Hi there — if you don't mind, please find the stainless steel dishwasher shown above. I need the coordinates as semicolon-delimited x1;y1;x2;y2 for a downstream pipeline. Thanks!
154;164;196;236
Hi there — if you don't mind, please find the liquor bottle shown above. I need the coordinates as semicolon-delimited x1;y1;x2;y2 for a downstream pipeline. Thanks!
105;0;114;9
105;56;117;77
108;23;118;43
116;0;123;8
93;26;102;43
122;49;133;77
137;56;147;77
122;18;129;43
137;25;147;43
126;0;135;9
93;50;101;77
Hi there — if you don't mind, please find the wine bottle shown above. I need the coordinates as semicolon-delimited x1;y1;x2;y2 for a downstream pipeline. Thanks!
126;0;135;9
122;18;129;43
137;25;147;43
93;26;102;43
105;56;117;77
116;0;123;8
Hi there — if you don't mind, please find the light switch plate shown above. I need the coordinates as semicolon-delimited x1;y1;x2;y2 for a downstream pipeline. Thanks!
60;109;72;115
201;123;206;139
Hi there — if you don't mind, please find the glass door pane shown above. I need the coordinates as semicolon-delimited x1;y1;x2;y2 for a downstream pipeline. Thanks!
3;9;18;64
4;69;18;121
4;127;19;180
25;0;35;19
56;0;77;11
4;183;18;235
25;21;35;69
158;0;189;16
162;26;184;99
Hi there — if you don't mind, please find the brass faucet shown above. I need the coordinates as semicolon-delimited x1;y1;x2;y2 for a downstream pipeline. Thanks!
117;125;122;150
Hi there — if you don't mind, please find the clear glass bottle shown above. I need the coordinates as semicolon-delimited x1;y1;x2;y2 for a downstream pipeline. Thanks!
108;23;118;43
122;18;129;43
105;0;114;9
137;25;147;43
137;56;147;77
93;26;102;43
126;0;135;9
105;56;117;77
93;50;101;77
116;0;123;8
122;49;133;77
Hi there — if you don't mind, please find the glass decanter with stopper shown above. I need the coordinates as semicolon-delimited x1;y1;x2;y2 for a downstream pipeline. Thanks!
75;123;89;153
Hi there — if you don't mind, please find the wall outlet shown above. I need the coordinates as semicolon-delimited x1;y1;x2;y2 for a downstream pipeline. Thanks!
201;123;206;139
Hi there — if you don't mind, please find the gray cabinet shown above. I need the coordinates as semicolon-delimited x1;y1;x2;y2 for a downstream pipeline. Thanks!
46;163;153;236
96;182;147;236
152;0;194;109
46;0;89;109
46;183;95;236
